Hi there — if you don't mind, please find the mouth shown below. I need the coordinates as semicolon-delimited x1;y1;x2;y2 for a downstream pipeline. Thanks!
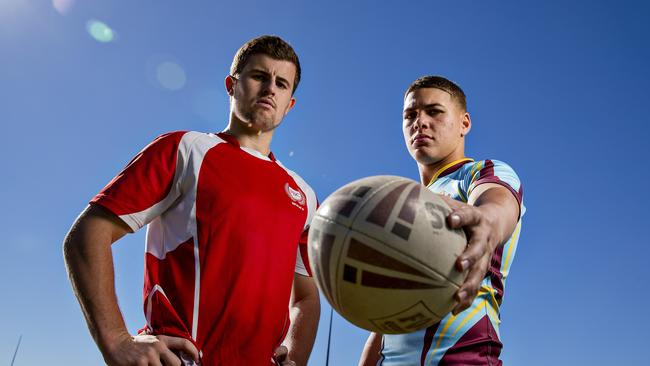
255;98;275;109
411;134;432;146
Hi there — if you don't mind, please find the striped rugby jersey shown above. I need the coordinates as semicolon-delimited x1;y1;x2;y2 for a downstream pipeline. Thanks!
379;158;524;366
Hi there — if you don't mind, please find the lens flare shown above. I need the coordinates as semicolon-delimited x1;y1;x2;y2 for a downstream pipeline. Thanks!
156;62;186;91
86;20;114;43
52;0;74;15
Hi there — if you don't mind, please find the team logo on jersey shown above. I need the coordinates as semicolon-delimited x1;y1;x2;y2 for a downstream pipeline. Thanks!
285;183;306;209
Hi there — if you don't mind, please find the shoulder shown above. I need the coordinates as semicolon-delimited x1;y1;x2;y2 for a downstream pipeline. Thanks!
150;131;229;152
460;159;520;180
274;160;316;197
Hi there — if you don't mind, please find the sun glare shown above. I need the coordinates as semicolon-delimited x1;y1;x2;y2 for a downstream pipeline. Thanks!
86;19;115;43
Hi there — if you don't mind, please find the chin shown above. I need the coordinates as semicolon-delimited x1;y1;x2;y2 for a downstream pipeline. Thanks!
413;151;441;166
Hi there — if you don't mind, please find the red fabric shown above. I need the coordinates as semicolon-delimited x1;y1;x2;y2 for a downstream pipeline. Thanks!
91;131;185;216
92;131;312;365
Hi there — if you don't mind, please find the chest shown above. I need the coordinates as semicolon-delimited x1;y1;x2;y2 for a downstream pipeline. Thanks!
194;145;308;225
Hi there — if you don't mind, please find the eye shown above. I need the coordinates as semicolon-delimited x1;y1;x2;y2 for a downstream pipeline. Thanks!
403;111;416;121
276;80;289;89
426;108;443;117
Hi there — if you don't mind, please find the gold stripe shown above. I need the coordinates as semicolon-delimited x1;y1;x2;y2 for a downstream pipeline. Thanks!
479;286;500;311
432;312;458;353
502;222;521;275
451;300;486;337
427;158;474;187
457;185;468;203
486;301;500;326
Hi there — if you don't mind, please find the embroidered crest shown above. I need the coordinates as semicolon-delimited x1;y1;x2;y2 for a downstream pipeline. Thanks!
285;183;306;208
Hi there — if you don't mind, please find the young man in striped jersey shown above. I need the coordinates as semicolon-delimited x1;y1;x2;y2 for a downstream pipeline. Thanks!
63;35;320;366
359;76;525;366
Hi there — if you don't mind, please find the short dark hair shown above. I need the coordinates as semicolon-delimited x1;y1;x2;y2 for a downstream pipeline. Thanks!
405;76;467;111
230;35;301;94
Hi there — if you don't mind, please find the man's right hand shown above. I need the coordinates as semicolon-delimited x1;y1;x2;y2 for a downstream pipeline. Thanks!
103;333;200;366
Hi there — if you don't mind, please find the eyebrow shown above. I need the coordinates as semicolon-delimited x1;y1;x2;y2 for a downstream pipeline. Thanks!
403;103;444;112
249;68;291;86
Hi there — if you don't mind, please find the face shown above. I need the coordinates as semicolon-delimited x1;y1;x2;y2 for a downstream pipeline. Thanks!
402;87;471;166
226;54;297;133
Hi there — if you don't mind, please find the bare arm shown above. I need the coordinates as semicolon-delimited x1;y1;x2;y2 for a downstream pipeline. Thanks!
441;183;520;314
63;204;197;365
358;332;382;366
281;273;320;366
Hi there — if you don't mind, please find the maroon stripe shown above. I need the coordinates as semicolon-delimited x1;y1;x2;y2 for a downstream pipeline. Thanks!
420;323;440;366
347;238;429;277
489;246;505;302
437;159;472;179
473;177;522;209
478;159;495;180
398;184;421;224
438;315;503;366
366;182;410;227
360;270;444;289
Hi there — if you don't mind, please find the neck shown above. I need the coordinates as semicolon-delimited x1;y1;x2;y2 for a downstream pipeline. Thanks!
223;115;274;155
418;151;467;186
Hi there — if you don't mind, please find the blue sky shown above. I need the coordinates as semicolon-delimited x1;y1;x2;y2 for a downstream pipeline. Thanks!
1;0;649;365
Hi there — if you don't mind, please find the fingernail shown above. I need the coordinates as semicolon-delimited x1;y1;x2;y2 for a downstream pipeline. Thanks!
451;214;461;225
457;291;466;301
460;259;470;270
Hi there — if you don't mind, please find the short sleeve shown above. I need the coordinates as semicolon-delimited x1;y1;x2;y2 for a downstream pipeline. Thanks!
295;228;312;276
90;131;189;231
463;159;525;217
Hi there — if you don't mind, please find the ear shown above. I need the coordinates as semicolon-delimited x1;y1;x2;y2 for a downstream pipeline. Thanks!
225;75;235;96
284;97;297;116
460;112;471;137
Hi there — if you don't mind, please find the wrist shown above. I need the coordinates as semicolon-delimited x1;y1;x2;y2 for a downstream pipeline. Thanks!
96;327;131;355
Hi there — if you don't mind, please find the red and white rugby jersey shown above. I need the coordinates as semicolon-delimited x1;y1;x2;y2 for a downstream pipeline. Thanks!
90;131;317;365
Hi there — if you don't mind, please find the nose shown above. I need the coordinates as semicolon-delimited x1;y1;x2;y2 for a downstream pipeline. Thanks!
261;78;277;95
413;112;428;132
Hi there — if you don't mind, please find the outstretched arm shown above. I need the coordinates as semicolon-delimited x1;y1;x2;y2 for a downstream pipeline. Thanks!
63;204;198;365
440;183;520;315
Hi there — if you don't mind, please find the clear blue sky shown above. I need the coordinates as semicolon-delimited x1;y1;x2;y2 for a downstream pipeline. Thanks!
1;0;649;365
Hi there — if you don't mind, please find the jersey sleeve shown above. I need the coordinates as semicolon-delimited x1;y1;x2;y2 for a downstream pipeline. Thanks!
90;131;189;232
462;159;525;217
294;228;313;276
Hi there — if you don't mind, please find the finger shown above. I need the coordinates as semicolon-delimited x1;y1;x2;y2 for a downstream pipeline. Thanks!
143;347;164;366
158;347;181;366
453;256;489;314
456;234;489;271
274;345;289;362
158;335;200;362
447;207;481;229
281;361;297;366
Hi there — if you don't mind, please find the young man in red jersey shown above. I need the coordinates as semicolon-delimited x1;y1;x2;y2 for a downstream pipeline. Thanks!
359;76;524;365
64;36;320;366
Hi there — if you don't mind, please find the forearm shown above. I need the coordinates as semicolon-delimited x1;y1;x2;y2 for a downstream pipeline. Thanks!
471;186;519;248
284;293;320;366
358;332;382;366
63;206;131;355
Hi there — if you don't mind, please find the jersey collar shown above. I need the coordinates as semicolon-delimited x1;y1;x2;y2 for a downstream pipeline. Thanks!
426;157;474;187
217;132;277;161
